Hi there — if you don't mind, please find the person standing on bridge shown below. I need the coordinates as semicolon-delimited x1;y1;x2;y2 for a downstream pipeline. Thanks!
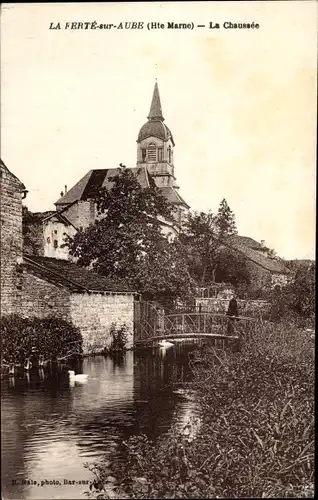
227;297;239;335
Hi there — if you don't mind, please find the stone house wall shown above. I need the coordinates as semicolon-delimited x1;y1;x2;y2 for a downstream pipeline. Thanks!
0;165;24;315
61;200;95;230
20;271;135;354
43;219;77;260
70;293;134;354
21;270;71;319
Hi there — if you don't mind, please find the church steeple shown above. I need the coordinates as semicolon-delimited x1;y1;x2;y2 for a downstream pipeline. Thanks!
147;81;164;121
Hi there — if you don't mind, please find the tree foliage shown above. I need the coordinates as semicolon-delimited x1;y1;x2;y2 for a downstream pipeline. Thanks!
22;205;42;255
214;198;237;239
178;201;247;288
269;263;315;323
67;165;194;306
178;210;219;286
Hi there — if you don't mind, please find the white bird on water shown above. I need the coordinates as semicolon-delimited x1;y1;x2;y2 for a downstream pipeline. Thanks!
68;370;88;384
158;340;174;348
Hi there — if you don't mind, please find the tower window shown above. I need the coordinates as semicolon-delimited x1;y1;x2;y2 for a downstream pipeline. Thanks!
158;148;163;161
168;145;172;163
147;143;156;162
53;240;58;249
141;148;146;162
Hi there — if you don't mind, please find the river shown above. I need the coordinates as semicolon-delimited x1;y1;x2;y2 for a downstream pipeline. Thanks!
1;344;199;500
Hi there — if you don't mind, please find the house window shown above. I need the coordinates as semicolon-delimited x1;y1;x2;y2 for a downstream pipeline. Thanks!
53;240;58;249
54;230;58;235
147;143;156;162
168;145;172;163
47;237;51;244
158;147;163;161
141;148;146;162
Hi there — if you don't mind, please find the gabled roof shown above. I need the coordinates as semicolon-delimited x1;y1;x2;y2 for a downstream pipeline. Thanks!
229;235;268;251
42;211;78;230
24;255;135;294
23;209;78;230
221;236;291;275
0;158;27;192
55;167;150;206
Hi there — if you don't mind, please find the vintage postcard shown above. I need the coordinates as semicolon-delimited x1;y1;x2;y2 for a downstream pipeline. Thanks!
1;1;316;499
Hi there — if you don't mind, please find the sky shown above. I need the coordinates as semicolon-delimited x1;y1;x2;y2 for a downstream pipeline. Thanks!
1;1;317;260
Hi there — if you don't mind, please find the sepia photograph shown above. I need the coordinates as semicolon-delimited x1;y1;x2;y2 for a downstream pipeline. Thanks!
0;1;316;499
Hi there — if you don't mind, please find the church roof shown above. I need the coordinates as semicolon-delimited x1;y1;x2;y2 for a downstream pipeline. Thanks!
137;121;174;143
137;82;175;145
159;187;190;208
148;81;164;121
55;167;150;206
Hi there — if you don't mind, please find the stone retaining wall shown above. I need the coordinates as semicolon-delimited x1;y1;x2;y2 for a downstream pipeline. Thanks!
195;297;271;318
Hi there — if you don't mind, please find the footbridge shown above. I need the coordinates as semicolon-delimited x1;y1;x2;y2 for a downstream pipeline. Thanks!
134;302;258;349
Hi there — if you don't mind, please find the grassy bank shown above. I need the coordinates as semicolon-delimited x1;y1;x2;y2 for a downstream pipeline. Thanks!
86;321;315;499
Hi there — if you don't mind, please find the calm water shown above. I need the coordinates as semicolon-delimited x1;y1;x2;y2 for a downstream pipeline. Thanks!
1;344;198;500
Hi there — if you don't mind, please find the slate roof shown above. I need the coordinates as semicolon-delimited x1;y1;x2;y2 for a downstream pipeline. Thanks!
229;235;268;251
159;187;190;208
24;255;135;293
138;121;174;143
0;158;28;192
148;81;164;121
137;82;175;145
55;167;150;206
222;235;291;275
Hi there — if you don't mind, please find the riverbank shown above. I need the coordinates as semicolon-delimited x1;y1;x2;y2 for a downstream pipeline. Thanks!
87;320;315;499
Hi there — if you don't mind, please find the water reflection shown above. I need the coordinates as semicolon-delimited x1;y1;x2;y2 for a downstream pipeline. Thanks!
1;344;196;500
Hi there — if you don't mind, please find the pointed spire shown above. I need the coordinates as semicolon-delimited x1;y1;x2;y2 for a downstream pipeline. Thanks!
147;80;164;121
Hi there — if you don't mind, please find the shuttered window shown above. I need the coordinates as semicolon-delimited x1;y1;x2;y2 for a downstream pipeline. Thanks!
147;143;156;161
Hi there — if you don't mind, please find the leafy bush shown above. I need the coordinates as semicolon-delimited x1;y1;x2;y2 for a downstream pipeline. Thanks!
86;321;314;498
268;265;315;325
107;323;128;354
1;315;83;365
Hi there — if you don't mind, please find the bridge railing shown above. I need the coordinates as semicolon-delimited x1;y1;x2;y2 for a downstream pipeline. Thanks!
160;312;259;337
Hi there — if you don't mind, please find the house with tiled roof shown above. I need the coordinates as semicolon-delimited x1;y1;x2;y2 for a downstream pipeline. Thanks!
221;235;293;290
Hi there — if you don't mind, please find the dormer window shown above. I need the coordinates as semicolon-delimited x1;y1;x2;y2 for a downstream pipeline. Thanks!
147;143;156;162
168;145;172;163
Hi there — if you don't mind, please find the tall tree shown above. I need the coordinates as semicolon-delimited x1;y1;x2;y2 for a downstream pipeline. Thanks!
214;198;237;239
178;210;220;286
66;165;194;306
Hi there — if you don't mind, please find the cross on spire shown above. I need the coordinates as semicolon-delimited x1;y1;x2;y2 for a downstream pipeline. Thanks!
147;81;164;121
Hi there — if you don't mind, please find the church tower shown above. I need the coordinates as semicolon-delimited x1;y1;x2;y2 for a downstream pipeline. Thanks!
137;81;177;189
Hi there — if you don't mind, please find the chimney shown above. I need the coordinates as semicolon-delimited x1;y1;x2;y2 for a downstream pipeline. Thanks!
65;185;67;193
60;191;64;197
260;240;266;248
